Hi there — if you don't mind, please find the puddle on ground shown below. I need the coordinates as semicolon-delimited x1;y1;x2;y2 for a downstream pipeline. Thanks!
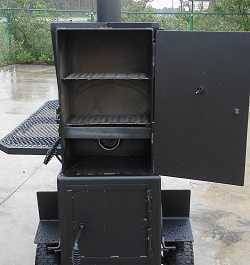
0;64;58;102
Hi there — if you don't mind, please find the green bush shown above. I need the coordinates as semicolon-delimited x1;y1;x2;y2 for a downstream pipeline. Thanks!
157;14;190;30
193;14;242;31
15;49;34;63
8;10;54;64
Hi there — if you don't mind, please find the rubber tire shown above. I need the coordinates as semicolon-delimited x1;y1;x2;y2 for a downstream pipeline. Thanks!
164;242;194;265
35;244;59;265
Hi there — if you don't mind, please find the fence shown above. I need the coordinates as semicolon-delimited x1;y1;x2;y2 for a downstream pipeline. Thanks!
0;8;249;66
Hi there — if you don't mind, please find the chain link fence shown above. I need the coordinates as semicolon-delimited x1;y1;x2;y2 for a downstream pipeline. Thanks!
0;8;249;66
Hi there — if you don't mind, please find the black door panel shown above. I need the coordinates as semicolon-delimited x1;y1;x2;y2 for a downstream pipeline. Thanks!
154;31;249;185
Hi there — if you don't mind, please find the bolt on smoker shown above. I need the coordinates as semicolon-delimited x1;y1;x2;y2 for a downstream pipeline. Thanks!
0;1;250;265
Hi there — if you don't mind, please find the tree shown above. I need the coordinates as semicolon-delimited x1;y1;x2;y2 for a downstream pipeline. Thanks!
209;0;217;8
214;0;250;30
122;0;153;10
0;0;56;8
137;0;153;8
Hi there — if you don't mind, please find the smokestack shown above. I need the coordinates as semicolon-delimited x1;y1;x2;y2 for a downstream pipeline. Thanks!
97;0;121;22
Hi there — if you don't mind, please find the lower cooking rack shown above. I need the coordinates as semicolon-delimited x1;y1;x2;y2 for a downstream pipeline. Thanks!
67;113;149;126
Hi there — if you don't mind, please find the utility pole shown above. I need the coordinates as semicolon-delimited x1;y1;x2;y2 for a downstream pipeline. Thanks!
180;0;183;11
188;0;194;31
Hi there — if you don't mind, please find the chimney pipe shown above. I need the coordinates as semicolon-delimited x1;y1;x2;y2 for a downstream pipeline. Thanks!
97;0;121;22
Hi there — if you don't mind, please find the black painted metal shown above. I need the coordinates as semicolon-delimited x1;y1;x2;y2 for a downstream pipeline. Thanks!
58;174;161;265
97;0;121;22
37;191;58;220
34;221;59;244
162;219;193;243
63;127;151;139
35;243;60;265
161;190;190;218
0;100;59;155
35;192;60;245
155;31;250;186
161;190;193;242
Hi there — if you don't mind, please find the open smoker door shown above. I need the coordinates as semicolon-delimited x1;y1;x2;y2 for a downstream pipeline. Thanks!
154;31;250;185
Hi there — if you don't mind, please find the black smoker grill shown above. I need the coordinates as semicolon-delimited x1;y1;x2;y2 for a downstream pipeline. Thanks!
1;1;250;265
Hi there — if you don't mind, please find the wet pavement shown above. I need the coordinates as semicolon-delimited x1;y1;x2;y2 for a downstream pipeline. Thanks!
0;64;250;265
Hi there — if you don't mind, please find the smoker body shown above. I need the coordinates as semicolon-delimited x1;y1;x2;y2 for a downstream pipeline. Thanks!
0;14;250;265
53;23;163;265
48;22;194;265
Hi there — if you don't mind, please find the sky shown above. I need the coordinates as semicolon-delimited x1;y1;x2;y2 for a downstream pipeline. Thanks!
150;0;181;9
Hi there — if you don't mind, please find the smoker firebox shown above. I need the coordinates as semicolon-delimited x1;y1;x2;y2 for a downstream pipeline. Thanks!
57;175;161;265
63;139;151;176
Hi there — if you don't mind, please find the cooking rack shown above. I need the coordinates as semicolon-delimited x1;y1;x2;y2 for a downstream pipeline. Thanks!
67;113;149;126
62;72;150;80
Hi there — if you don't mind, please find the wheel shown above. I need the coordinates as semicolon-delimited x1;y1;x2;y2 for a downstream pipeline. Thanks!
163;241;194;265
35;244;60;265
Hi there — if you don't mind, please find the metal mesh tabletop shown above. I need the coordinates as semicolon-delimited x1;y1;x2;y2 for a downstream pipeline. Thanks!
0;100;59;155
